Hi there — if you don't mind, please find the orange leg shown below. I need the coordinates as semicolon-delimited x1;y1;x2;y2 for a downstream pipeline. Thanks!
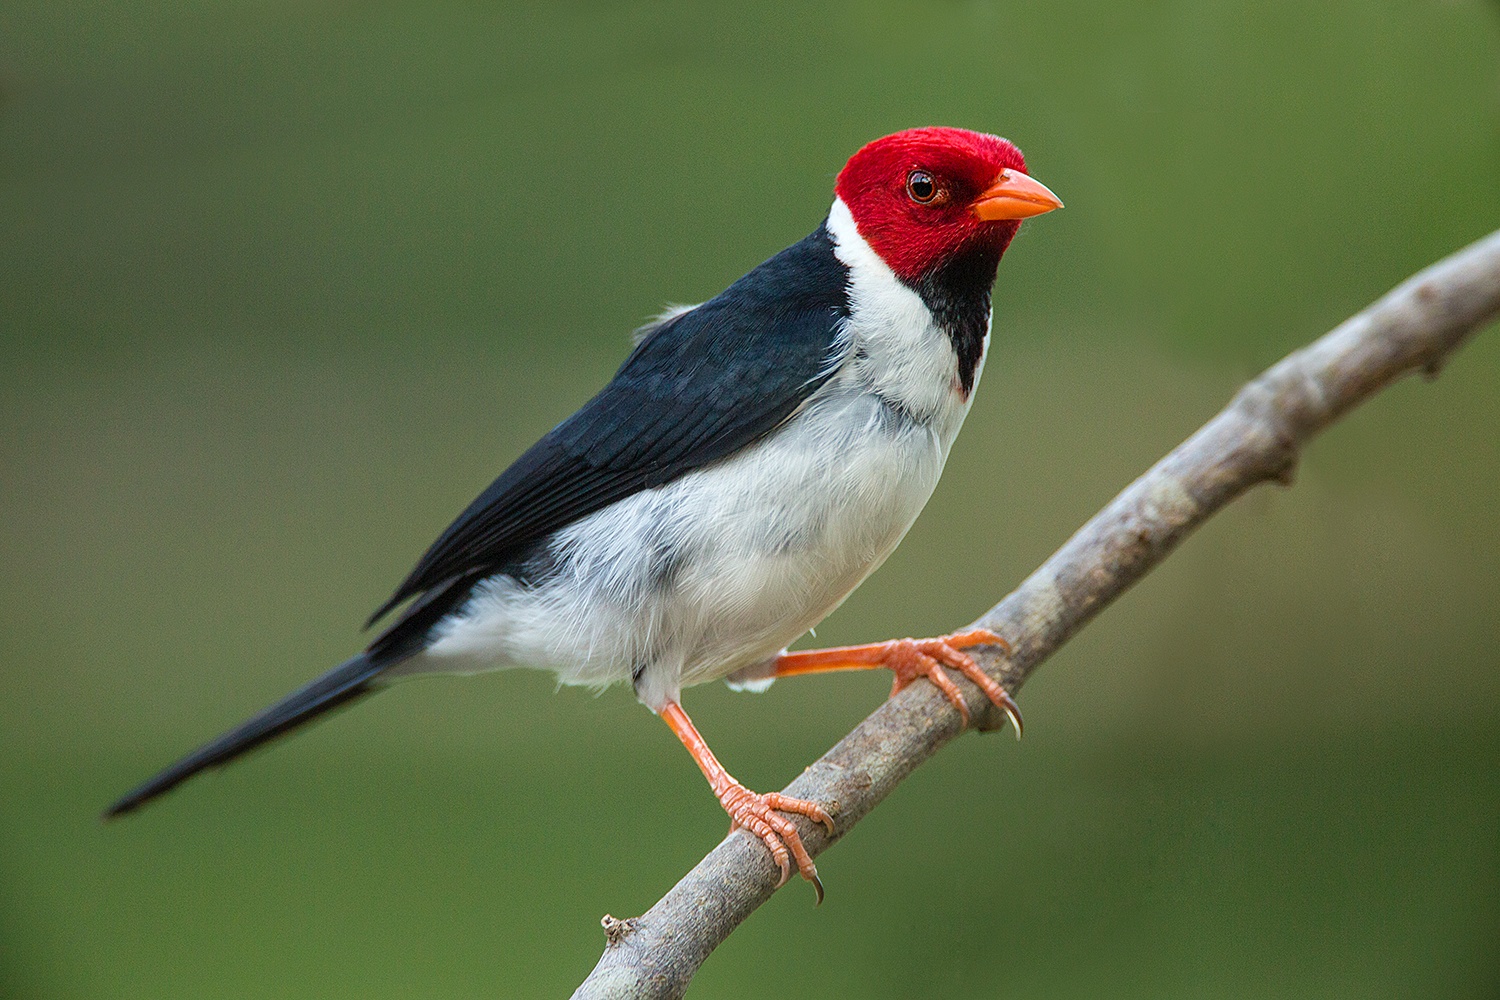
773;628;1022;736
660;701;835;902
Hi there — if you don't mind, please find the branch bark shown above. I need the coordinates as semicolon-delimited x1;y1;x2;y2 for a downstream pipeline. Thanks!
571;227;1500;1000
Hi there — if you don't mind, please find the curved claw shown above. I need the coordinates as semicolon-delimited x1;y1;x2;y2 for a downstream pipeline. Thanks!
887;629;1022;736
721;783;833;901
1000;699;1024;740
771;852;791;888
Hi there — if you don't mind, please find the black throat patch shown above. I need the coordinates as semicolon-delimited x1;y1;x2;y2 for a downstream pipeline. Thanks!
907;246;998;397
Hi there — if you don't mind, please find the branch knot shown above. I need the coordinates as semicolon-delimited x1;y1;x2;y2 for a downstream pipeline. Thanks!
601;914;641;947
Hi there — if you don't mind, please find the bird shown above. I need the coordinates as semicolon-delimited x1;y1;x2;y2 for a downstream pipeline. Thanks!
105;126;1062;900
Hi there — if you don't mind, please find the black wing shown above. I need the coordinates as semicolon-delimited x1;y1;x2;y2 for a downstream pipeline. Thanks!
365;222;850;655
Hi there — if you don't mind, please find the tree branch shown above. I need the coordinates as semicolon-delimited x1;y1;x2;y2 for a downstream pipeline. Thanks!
570;227;1500;1000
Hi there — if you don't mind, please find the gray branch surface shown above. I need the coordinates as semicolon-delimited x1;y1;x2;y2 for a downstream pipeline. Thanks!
571;228;1500;1000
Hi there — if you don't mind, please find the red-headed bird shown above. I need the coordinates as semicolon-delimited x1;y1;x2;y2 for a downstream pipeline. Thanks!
107;127;1062;899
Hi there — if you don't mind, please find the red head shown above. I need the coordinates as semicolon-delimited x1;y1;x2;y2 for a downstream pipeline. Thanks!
834;127;1061;285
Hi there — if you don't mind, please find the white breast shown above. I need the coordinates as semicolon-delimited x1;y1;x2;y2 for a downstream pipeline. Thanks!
412;199;989;710
826;196;986;433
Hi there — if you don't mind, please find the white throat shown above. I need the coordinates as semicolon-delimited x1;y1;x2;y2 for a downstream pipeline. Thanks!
824;197;990;430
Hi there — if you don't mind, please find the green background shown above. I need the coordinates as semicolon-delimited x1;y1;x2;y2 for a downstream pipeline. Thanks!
3;3;1498;997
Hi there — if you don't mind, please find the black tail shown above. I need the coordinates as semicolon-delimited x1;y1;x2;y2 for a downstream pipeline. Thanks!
104;653;387;819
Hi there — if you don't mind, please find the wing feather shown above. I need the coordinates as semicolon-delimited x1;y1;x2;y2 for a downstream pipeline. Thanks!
365;223;850;651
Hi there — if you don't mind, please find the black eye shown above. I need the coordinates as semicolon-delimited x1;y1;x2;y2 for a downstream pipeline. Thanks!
906;170;938;203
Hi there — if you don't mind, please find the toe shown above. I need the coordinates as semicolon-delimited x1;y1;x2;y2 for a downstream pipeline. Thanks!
921;633;1022;738
765;792;836;836
727;787;834;897
944;627;1012;655
924;664;971;726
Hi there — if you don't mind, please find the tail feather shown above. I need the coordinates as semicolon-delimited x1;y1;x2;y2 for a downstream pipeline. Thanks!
104;653;387;819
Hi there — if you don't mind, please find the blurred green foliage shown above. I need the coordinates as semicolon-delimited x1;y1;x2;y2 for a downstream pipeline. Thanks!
2;2;1498;997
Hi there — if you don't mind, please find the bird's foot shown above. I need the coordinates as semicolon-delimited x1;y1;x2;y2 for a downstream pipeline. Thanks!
717;780;835;902
882;629;1022;735
771;628;1021;735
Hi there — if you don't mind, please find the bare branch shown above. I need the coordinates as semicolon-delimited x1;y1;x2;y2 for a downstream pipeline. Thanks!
571;227;1500;1000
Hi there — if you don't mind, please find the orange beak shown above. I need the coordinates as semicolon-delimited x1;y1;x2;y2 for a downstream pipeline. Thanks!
972;169;1064;221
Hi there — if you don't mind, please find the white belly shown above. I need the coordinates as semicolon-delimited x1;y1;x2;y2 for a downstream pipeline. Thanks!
412;377;970;708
